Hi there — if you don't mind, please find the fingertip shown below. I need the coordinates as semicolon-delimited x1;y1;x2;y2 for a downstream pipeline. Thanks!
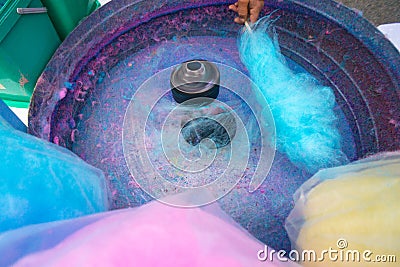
234;17;245;24
229;5;238;12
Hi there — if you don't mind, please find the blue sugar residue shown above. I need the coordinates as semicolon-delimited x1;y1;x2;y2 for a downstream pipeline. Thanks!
238;16;349;173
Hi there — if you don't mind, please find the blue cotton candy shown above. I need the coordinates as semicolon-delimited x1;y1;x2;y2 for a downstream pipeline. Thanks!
238;16;348;173
0;116;109;233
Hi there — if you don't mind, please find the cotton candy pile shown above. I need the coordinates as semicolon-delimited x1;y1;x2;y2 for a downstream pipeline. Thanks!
0;115;109;233
238;16;348;173
3;195;300;267
285;152;400;267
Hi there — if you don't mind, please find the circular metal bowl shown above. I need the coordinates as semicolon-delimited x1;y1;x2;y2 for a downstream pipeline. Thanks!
28;0;400;251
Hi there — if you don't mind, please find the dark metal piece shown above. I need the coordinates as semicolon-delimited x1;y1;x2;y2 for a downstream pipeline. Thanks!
170;60;220;103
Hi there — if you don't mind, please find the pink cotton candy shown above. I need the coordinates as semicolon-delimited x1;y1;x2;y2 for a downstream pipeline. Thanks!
15;199;298;267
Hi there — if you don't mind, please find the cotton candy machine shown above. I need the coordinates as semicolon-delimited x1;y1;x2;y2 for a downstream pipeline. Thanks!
28;0;400;251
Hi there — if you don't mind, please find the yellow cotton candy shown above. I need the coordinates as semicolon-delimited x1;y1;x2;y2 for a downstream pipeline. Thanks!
286;153;400;267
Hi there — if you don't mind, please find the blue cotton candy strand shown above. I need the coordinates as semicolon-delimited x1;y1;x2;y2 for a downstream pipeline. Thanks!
238;16;349;173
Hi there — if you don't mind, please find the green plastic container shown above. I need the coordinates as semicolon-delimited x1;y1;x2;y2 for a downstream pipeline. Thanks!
0;0;61;108
41;0;100;40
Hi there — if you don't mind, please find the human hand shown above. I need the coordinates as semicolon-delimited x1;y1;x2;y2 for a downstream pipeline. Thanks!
229;0;264;24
